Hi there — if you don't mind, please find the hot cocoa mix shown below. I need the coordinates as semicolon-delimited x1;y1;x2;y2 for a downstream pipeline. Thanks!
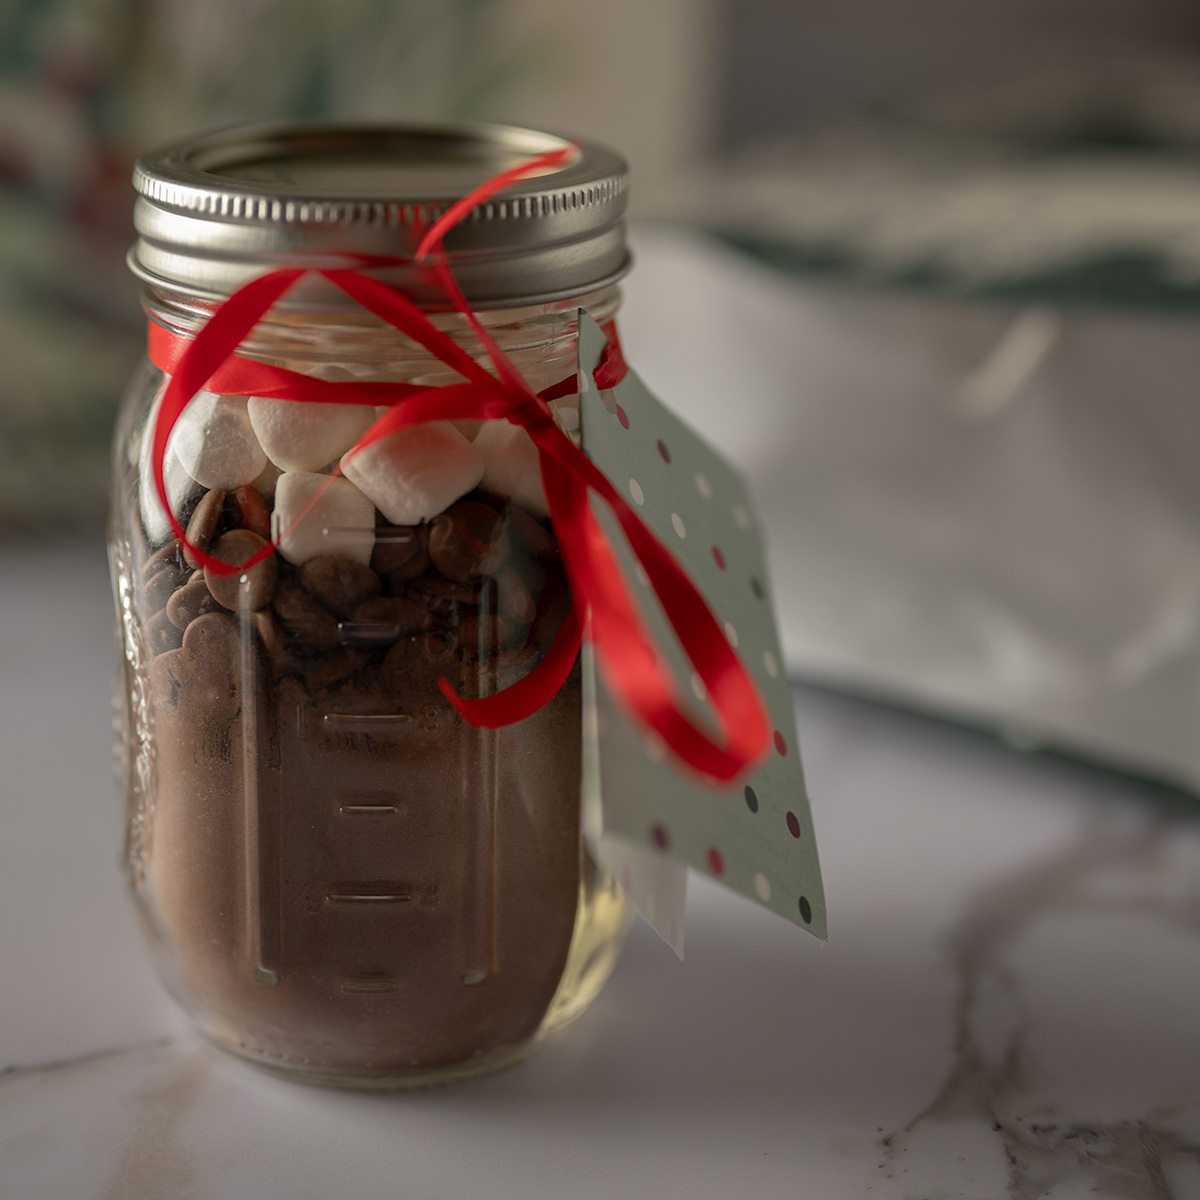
135;489;582;1077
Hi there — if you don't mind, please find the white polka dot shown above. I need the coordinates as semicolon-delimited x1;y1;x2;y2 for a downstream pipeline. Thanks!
763;650;779;678
578;369;591;393
695;472;712;499
724;621;739;648
733;504;751;530
754;872;771;903
671;512;686;539
633;560;651;588
629;478;644;506
690;672;707;701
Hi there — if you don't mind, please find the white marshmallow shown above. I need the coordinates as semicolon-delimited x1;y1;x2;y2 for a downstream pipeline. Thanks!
248;395;376;473
252;457;282;500
139;446;201;545
273;472;375;566
552;394;581;436
474;420;548;518
170;391;266;490
138;386;202;543
340;420;483;526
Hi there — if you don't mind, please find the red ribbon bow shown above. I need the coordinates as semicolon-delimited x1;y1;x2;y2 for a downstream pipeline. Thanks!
149;146;769;783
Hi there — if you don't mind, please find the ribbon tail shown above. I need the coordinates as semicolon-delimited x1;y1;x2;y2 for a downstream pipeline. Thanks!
536;426;769;782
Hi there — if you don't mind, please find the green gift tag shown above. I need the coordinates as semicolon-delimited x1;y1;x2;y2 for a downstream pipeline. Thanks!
577;313;826;948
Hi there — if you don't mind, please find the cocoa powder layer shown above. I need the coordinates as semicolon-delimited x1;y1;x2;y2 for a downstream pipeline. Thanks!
137;493;582;1075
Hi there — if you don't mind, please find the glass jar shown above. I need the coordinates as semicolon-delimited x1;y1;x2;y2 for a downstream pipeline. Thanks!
109;122;632;1088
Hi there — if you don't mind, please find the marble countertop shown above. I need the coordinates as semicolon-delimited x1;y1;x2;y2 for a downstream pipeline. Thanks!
3;541;1200;1199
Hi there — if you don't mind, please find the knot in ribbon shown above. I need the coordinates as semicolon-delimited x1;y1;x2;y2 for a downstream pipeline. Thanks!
148;147;770;783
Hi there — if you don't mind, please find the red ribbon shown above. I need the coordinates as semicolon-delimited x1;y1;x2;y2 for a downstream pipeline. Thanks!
148;147;770;783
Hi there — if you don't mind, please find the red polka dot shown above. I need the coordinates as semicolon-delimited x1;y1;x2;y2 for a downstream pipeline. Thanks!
774;730;787;756
650;823;670;851
712;545;726;570
616;405;630;429
786;811;801;838
706;847;725;876
657;439;671;463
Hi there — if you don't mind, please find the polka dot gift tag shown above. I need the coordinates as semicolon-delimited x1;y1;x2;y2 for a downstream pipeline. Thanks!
576;314;825;952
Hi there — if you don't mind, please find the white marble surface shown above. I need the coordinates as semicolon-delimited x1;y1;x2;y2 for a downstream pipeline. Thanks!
3;541;1200;1198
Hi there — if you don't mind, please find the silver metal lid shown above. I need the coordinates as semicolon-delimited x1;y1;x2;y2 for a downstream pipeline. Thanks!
130;121;630;308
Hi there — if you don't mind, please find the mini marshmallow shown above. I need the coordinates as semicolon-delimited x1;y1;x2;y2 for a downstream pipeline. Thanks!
170;391;266;490
552;394;581;437
138;386;202;543
340;420;484;526
140;446;201;545
474;420;548;518
248;395;376;473
273;472;375;566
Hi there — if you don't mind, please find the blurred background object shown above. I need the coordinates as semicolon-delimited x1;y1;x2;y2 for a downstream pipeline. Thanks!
0;0;712;531
10;0;1200;791
715;0;1200;147
632;0;1200;793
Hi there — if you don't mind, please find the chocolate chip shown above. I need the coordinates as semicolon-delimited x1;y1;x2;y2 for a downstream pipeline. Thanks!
505;505;560;562
166;571;223;630
204;529;278;612
146;607;184;656
459;612;518;658
141;541;183;582
253;609;291;675
183;489;225;568
303;648;365;691
385;548;433;588
495;565;536;626
272;580;341;652
143;557;191;613
371;524;426;576
345;597;430;644
181;610;240;663
298;555;383;618
407;571;482;607
381;636;457;704
492;639;540;673
423;631;455;661
178;612;241;716
528;582;574;654
227;485;272;540
428;501;510;583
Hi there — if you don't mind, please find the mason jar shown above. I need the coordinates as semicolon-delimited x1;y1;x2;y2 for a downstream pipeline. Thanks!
109;122;631;1088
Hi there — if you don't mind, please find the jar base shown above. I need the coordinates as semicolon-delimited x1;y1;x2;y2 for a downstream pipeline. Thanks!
209;1030;539;1092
